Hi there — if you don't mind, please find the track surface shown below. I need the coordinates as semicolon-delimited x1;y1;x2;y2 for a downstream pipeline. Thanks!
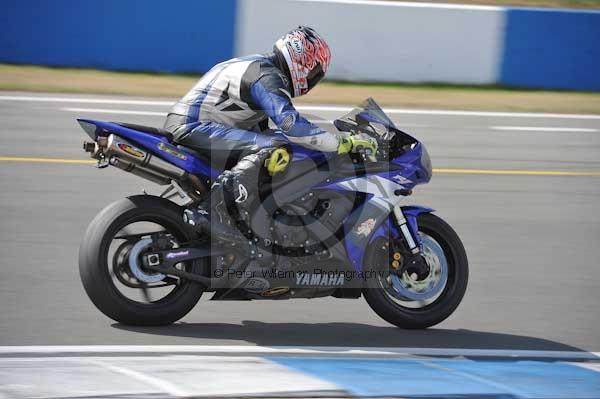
0;92;599;351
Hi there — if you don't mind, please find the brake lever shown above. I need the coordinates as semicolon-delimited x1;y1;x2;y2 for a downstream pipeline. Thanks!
359;148;378;163
365;153;378;163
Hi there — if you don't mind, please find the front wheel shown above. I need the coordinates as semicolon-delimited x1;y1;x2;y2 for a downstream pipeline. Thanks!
363;213;468;329
79;195;206;326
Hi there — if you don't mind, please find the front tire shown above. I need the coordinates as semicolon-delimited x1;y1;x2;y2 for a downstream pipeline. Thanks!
363;213;468;329
79;195;205;326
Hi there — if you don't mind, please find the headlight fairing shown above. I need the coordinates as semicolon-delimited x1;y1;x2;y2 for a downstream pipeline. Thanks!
420;144;433;182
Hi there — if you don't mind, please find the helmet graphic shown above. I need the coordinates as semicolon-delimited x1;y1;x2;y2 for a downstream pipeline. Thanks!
274;26;331;97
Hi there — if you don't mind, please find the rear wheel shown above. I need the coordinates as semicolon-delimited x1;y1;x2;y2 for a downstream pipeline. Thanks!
79;195;206;326
363;213;468;329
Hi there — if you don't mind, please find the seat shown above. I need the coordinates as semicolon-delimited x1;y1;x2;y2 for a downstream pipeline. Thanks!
115;122;174;142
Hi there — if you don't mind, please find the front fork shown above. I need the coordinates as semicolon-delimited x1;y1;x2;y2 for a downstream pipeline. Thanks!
392;205;421;254
391;205;434;278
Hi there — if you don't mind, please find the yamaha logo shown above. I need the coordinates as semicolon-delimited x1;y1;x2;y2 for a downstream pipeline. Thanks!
295;272;345;286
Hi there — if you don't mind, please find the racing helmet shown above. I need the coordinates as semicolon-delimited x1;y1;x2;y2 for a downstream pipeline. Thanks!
273;26;331;97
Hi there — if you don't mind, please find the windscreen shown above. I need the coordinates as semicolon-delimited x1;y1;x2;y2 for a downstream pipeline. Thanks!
334;98;419;159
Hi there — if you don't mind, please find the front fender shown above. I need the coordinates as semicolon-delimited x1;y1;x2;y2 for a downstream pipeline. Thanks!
343;202;434;271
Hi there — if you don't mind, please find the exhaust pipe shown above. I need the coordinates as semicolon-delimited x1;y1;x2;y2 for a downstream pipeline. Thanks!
83;134;185;186
105;134;186;182
84;134;207;197
109;157;172;185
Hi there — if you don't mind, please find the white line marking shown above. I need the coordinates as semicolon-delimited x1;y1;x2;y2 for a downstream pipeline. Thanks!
0;345;598;359
62;109;342;125
298;0;503;11
297;105;600;120
62;107;165;116
306;119;430;128
62;109;429;128
60;107;598;132
83;359;192;397
0;95;174;106
491;126;598;132
0;356;345;397
2;95;600;119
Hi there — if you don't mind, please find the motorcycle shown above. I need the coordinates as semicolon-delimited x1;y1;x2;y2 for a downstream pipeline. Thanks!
78;98;468;329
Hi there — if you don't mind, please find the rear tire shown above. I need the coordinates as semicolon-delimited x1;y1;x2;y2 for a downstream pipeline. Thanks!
363;213;468;329
79;195;205;326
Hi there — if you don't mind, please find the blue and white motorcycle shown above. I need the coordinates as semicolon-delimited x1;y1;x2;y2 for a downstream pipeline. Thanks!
78;98;468;328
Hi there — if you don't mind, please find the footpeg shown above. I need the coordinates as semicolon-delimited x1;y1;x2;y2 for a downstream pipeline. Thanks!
183;208;209;227
183;209;196;226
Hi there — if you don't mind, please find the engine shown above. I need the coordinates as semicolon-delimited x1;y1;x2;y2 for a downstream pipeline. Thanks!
227;186;358;300
271;191;354;269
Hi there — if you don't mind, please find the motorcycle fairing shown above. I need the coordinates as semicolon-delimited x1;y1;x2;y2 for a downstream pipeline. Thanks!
320;169;434;271
320;174;399;270
341;198;395;272
342;201;434;273
78;119;218;179
389;142;432;185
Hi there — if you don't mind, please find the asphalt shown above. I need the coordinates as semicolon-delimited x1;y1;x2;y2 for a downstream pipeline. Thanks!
0;92;599;351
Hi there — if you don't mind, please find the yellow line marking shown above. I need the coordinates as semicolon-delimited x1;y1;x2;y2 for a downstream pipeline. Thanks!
1;156;599;177
433;168;600;177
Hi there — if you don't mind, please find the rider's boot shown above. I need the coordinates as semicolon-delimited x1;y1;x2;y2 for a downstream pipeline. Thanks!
183;149;273;251
182;175;246;246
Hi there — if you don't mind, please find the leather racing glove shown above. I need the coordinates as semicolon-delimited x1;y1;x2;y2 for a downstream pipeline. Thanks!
337;133;379;160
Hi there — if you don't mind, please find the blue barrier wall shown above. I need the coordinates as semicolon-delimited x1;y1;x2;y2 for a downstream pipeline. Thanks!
0;0;236;73
1;0;599;91
500;8;600;91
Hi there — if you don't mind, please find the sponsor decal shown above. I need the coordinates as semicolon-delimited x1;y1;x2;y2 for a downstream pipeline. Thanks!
295;272;345;286
165;250;189;259
158;142;187;160
356;218;376;237
392;174;412;185
290;37;303;54
117;143;145;158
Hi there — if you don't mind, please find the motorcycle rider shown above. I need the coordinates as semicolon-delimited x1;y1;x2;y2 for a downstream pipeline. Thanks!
164;26;377;254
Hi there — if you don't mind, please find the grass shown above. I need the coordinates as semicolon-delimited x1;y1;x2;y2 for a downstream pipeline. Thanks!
1;63;599;114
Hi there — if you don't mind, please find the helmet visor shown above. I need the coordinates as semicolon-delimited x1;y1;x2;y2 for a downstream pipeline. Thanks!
306;63;325;92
